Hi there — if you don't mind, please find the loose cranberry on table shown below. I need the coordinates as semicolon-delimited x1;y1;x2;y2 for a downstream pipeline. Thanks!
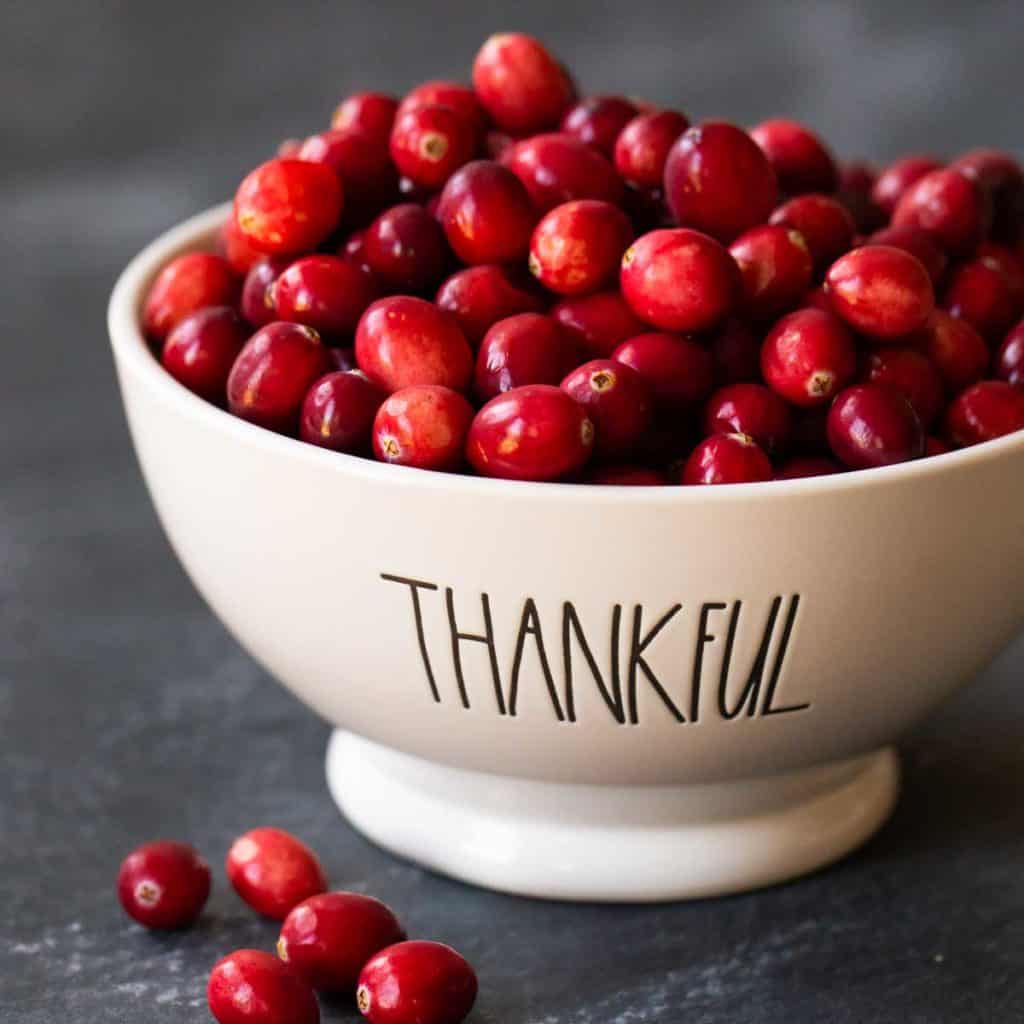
396;80;489;140
502;132;624;211
996;320;1024;385
272;255;380;340
613;331;715;409
613;110;689;189
867;224;948;285
363;204;450;294
775;456;842;480
945;381;1024;446
585;464;667;485
870;154;943;216
680;433;773;485
728;224;813;321
436;265;546;346
117;840;211;930
388;104;477;190
943;256;1020;339
769;194;856;271
142;251;239;343
226;827;328;920
827;383;925;469
474;313;580;400
837;160;885;233
703;382;793;454
300;371;385;453
551;289;647;358
663;121;779;242
241;256;290;328
208;949;319;1024
466;384;594;481
710;319;761;385
750;119;838;195
561;359;652;459
162;307;247;404
892;167;991;254
372;385;474;471
560;95;639;155
332;91;399;142
920;310;990;393
860;347;945;430
951;148;1024;240
761;308;857;407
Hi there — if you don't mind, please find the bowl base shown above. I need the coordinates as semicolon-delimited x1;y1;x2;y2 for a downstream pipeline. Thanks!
326;731;899;902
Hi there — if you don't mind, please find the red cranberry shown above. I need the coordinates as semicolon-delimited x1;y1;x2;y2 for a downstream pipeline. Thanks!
221;215;269;275
234;158;343;254
943;257;1020;339
925;435;952;457
389;105;477;190
560;95;639;155
502;133;624;212
663;122;778;242
750;119;838;195
340;229;370;269
710;319;761;384
472;33;574;134
436;265;545;346
621;228;738;332
364;204;449;294
871;155;943;215
242;256;290;328
436;160;536;265
728;224;813;320
356;296;472;393
227;323;332;433
827;384;925;468
162;307;247;404
975;243;1024;306
945;380;1024;446
561;358;652;458
300;371;384;453
952;148;1024;240
272;255;379;340
996;320;1024;385
585;464;667;485
761;308;857;407
703;382;792;454
226;827;327;921
775;456;842;480
397;81;488;140
769;194;856;271
371;385;474;471
681;433;772;485
613;111;689;189
867;224;948;285
143;252;239;343
837;161;885;233
278;892;406;994
117;840;210;930
892;168;991;254
920;310;990;392
332;92;398;142
466;384;594;480
551;289;647;358
530;200;633;295
357;941;477;1024
208;949;319;1024
475;313;580;400
825;245;935;340
613;331;715;409
861;347;945;429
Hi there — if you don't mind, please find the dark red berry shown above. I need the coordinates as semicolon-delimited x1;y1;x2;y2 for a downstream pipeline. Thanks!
117;840;211;930
340;229;370;269
750;119;838;195
775;456;842;480
560;95;639;155
945;380;1024;446
761;308;857;406
943;257;1019;339
436;265;546;346
860;347;945;429
837;160;885;233
208;949;319;1024
728;224;813;320
372;385;474;471
867;224;948;285
332;92;398;142
871;155;943;215
827;384;925;468
142;252;239;343
613;331;715;410
710;319;761;385
996;320;1024;385
585;464;667;485
551;289;647;358
769;194;856;271
613;110;689;189
389;105;477;190
561;358;652;458
397;81;488;140
272;255;379;340
475;313;580;400
241;256;290;328
920;310;990;392
951;148;1024;241
162;307;247;404
681;433;772;485
975;243;1024;307
892;168;991;254
503;133;624;212
364;204;449;294
703;382;792;454
300;371;384;453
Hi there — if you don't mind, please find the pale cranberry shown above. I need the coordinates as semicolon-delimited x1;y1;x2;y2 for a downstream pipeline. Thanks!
613;111;689;189
561;359;652;458
681;433;772;485
871;155;943;215
208;950;319;1024
272;255;379;340
117;840;211;930
551;290;647;358
703;382;792;454
943;257;1020;339
867;224;948;284
143;252;239;343
761;308;857;406
613;331;714;409
996;320;1024;385
945;381;1024;446
769;194;856;271
827;384;925;468
892;168;991;254
920;310;990;392
503;133;624;212
372;385;474;471
364;204;449;294
750;119;838;195
728;224;813;320
226;828;327;921
162;307;247;404
861;347;945;429
475;313;580;400
300;371;384;453
436;265;546;346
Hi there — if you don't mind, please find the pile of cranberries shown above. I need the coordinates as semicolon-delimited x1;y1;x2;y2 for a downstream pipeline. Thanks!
144;32;1024;485
117;830;475;1023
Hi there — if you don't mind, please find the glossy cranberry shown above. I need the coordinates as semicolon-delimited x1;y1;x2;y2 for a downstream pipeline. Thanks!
143;252;239;343
871;155;943;215
664;122;779;242
117;840;210;930
340;229;370;268
332;92;398;142
920;310;990;393
357;941;477;1024
944;257;1020;339
560;95;639;155
892;168;991;254
585;464;667;485
710;319;760;384
397;81;488;140
241;256;289;328
827;384;925;468
761;308;857;407
389;105;476;190
613;331;715;409
363;204;449;294
867;224;948;285
271;255;379;341
472;33;574;134
436;161;536;265
162;307;247;404
681;433;772;485
530;200;633;296
975;243;1024;307
775;456;842;480
208;950;319;1024
551;289;646;358
770;194;856;271
952;148;1024;240
728;224;813;320
436;265;545;346
221;214;269;275
750;119;837;195
234;158;343;254
372;385;474;471
945;380;1024;446
475;313;580;400
925;435;951;457
356;296;472;393
861;347;945;429
703;382;792;454
467;384;594;480
502;133;624;212
561;359;652;458
278;892;405;994
299;371;384;453
226;827;327;921
621;228;738;332
837;161;885;233
613;110;689;189
996;320;1024;385
825;245;934;340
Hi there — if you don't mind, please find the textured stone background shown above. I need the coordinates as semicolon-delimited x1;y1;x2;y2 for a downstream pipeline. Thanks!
2;1;1023;1020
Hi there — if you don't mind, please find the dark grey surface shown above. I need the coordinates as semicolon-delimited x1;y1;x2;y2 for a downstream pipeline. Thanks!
3;1;1024;1020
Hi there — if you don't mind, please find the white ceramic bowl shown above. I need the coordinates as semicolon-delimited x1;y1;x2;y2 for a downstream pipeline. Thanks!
109;205;1024;901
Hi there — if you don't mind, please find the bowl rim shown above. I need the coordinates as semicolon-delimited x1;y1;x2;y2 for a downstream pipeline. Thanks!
109;202;1024;505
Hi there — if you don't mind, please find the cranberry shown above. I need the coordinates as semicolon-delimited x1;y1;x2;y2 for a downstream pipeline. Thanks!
867;224;948;285
117;840;211;930
761;308;857;406
332;92;398;142
364;204;449;294
278;892;406;994
825;245;934;340
703;382;792;454
585;464;667;485
472;33;574;134
943;257;1019;339
975;243;1024;307
551;289;647;358
436;161;536;265
620;228;738;332
221;214;269;275
769;194;856;271
208;949;319;1024
827;384;925;468
436;265;545;345
837;161;885;233
466;384;594;481
871;155;943;215
613;331;715;409
681;433;772;485
227;323;332;433
475;313;580;400
861;347;945;429
663;122;779;242
561;359;652;458
775;456;842;479
142;252;239;343
996;320;1024;385
241;256;289;328
945;380;1024;446
162;307;247;404
226;827;327;921
952;148;1024;240
925;435;952;457
340;229;370;269
892;168;991;254
397;81;488;140
356;296;472;393
389;105;476;190
920;310;990;392
272;255;379;341
372;385;474;471
750;119;838;195
234;158;343;254
560;95;639;155
710;319;761;384
728;224;813;320
300;371;385;453
502;133;624;212
613;111;689;189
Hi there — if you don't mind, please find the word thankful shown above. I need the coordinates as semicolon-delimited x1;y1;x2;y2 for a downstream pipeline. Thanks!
381;574;811;725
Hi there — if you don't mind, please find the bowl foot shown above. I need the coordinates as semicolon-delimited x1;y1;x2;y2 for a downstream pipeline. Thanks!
326;731;899;902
